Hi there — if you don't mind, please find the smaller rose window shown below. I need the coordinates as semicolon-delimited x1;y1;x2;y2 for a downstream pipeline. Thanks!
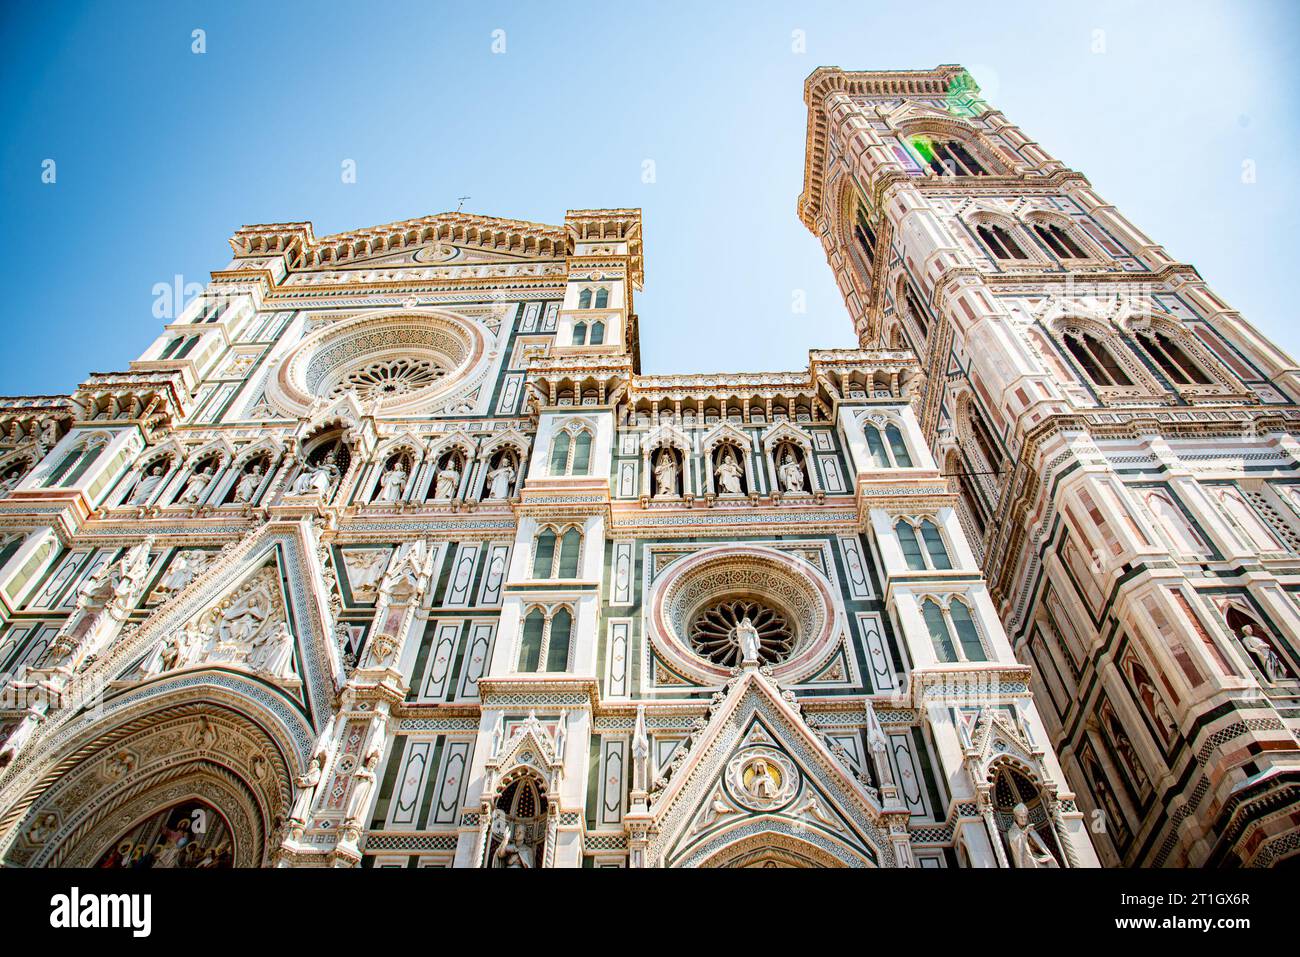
331;358;446;400
689;598;794;667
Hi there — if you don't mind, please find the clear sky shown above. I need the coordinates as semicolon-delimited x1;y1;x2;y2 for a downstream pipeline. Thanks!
1;1;1297;394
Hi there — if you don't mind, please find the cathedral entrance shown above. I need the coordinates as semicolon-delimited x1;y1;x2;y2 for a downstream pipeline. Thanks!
697;832;849;868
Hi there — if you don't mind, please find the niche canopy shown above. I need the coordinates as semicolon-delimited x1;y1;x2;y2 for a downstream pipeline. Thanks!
268;308;492;417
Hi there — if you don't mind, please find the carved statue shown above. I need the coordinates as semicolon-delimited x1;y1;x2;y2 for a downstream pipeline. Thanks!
179;466;215;505
128;464;166;505
433;461;460;500
38;419;58;450
343;549;388;598
485;459;516;500
493;823;535;868
745;758;779;799
0;468;23;497
288;753;324;825
653;450;678;498
251;619;295;679
736;615;762;665
376;462;407;503
232;463;264;504
1005;802;1059;868
715;449;744;495
778;451;806;493
343;749;381;827
157;551;205;597
291;452;340;497
217;583;271;647
1240;624;1288;683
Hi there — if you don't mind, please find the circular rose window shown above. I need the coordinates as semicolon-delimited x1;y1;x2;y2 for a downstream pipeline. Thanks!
689;598;794;667
266;308;491;417
647;545;842;684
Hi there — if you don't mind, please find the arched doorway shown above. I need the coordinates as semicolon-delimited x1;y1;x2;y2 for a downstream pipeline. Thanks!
93;798;234;869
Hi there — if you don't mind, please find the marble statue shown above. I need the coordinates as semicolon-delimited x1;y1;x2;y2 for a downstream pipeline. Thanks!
289;753;324;825
1005;802;1059;868
653;450;678;498
179;466;215;505
128;464;166;505
377;462;407;503
344;749;381;827
291;452;340;497
251;619;295;679
493;823;534;868
715;449;744;495
433;461;460;500
736;615;761;665
778;452;806;493
232;463;264;504
485;459;516;500
1240;624;1288;682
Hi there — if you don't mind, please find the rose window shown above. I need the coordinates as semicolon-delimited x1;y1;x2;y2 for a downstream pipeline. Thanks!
689;598;794;667
330;357;446;401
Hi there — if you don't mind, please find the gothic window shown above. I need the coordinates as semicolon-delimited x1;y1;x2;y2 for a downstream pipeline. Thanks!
549;427;593;476
517;605;574;673
1141;488;1209;556
594;287;609;309
922;597;987;663
976;224;1028;261
45;440;107;488
864;422;913;468
1212;485;1284;552
195;301;226;324
1033;222;1088;259
532;526;582;579
902;281;929;339
1062;330;1133;387
578;288;592;309
589;320;605;345
518;608;546;671
896;519;951;571
967;407;1002;473
853;203;878;270
912;137;988;176
573;321;587;345
1135;330;1212;386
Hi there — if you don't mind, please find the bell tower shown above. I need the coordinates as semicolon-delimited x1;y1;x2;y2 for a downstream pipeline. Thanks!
801;64;1300;866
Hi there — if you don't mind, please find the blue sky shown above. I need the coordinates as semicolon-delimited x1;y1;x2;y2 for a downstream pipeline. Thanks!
1;1;1297;394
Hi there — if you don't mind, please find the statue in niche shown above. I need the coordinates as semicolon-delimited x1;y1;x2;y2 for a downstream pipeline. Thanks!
1240;624;1288;683
128;464;167;505
433;458;461;500
376;461;407;503
715;448;744;495
343;749;381;828
736;615;761;665
778;450;806;493
485;457;516;500
178;465;215;505
653;449;678;498
290;451;340;497
493;823;535;868
1005;802;1059;868
288;753;324;826
232;463;265;504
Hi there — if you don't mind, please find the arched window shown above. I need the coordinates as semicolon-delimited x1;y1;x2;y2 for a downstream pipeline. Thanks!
902;281;929;339
1063;331;1133;387
1033;222;1087;258
573;321;587;345
546;608;572;671
159;337;184;360
895;519;953;571
578;288;593;309
967;407;1002;472
921;597;986;663
571;431;592;474
175;336;200;359
549;431;571;474
912;137;988;176
854;203;878;270
594;288;609;309
533;526;583;578
589;320;605;345
532;529;557;578
977;224;1028;260
518;609;546;671
1135;330;1211;386
863;423;913;468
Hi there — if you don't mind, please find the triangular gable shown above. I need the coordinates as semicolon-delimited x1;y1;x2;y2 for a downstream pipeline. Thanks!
645;669;893;867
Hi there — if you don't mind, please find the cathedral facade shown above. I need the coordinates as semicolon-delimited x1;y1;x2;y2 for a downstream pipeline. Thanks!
0;65;1287;870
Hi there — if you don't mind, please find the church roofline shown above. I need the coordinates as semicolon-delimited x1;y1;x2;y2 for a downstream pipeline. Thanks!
229;208;644;286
